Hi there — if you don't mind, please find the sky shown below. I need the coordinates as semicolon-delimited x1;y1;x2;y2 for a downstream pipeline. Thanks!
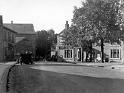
0;0;83;33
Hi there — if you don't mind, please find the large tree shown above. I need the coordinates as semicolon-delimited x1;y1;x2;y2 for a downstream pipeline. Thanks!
61;25;79;47
47;29;57;50
35;30;48;59
35;29;57;60
72;0;124;62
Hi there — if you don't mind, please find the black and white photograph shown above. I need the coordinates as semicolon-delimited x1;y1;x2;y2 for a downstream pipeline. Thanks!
0;0;124;93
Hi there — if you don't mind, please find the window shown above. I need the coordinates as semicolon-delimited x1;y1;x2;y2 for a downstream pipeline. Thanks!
64;49;72;58
11;33;14;43
4;31;7;41
8;32;11;42
111;49;119;58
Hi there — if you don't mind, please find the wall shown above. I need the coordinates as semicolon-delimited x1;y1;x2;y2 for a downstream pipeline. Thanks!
93;43;122;62
0;16;4;62
3;27;16;61
15;33;36;56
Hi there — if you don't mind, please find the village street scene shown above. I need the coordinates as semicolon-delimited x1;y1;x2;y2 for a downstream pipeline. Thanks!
1;0;124;93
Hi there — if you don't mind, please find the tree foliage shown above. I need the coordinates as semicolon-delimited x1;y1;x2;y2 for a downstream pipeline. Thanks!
35;30;48;58
61;25;79;47
62;0;124;62
73;0;123;43
35;29;57;59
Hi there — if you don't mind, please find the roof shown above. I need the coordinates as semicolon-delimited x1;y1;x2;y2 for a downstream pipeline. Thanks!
3;26;17;33
16;37;25;43
59;29;67;35
58;28;69;37
4;23;35;34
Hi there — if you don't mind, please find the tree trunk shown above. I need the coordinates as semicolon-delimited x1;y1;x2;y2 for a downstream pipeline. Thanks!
101;38;104;63
86;52;88;62
89;40;92;62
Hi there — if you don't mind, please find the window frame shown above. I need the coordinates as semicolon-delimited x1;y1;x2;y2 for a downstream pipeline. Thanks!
64;49;73;59
110;49;120;59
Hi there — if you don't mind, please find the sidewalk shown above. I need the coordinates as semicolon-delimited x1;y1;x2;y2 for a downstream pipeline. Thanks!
76;62;123;67
76;62;124;71
0;61;16;93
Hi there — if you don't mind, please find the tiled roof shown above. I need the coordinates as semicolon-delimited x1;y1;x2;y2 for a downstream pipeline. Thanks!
4;23;35;34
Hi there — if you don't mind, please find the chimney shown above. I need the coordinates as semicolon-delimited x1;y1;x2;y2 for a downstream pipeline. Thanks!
0;15;3;26
65;21;69;30
11;20;13;24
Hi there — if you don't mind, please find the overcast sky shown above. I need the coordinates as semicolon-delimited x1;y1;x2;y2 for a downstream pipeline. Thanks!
0;0;82;33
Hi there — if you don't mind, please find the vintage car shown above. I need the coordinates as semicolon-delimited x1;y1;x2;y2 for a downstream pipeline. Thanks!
19;53;33;65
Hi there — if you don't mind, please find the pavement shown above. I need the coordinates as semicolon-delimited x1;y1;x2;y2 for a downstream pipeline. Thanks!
76;62;124;71
0;61;16;93
76;62;123;66
36;61;124;69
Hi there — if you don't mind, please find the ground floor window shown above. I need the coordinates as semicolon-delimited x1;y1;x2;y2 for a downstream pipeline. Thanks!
64;49;73;58
110;49;119;58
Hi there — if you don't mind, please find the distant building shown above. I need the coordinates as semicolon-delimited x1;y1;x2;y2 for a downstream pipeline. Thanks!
4;22;36;57
0;16;17;62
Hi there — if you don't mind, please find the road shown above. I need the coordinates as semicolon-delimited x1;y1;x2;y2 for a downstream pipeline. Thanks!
32;62;124;79
8;62;124;93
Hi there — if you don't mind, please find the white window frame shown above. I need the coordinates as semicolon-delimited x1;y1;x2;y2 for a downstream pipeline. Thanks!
110;49;120;59
64;49;73;59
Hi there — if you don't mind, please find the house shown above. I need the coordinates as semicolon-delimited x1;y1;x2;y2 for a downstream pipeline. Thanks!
93;42;124;62
56;21;124;63
0;16;17;62
4;22;36;57
56;21;82;62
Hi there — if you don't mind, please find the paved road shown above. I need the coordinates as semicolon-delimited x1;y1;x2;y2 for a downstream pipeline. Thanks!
8;63;124;93
31;63;124;79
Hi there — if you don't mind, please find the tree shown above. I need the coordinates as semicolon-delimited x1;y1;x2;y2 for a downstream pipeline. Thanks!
72;0;124;62
47;29;57;50
61;24;93;62
47;29;57;60
35;30;48;59
61;25;79;48
35;29;57;60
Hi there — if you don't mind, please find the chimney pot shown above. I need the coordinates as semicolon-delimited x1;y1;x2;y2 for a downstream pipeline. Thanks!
0;15;3;26
65;21;69;30
11;20;13;24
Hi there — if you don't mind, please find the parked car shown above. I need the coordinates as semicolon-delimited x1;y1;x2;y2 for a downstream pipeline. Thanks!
19;53;33;65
